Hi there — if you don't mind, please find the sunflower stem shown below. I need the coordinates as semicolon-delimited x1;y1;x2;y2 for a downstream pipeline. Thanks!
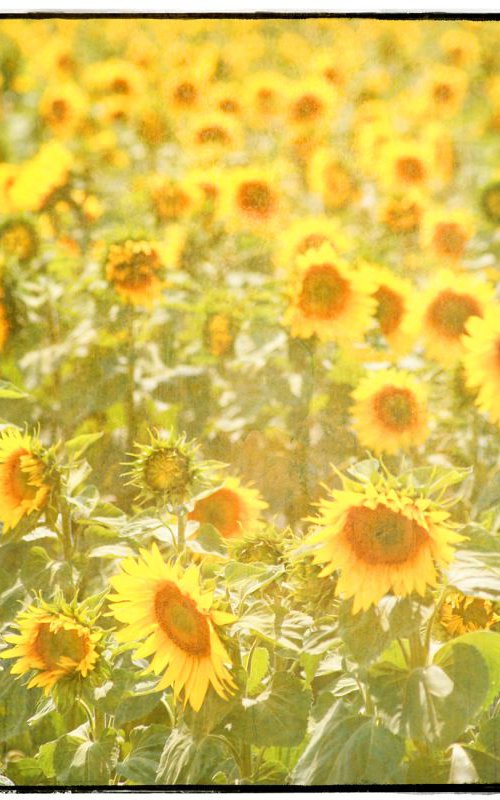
423;585;449;664
177;510;186;558
126;304;137;454
239;740;252;782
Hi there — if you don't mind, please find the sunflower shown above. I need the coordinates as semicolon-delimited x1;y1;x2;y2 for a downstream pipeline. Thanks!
362;263;415;354
418;269;492;367
378;138;434;192
0;218;39;262
188;477;267;540
150;176;204;224
242;70;287;128
83;57;144;101
105;239;165;306
0;600;103;694
165;69;207;115
273;215;352;275
440;27;480;68
285;77;338;129
203;312;238;358
303;473;463;614
350;369;428;455
184;112;243;164
7;142;74;213
108;546;236;712
462;312;500;424
284;242;375;343
39;82;88;137
0;299;9;351
209;81;244;117
423;64;468;118
0;428;52;532
307;148;359;211
420;207;474;262
218;165;282;233
439;592;500;636
379;190;425;234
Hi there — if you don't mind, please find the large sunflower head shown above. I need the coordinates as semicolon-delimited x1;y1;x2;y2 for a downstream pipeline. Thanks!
462;311;500;425
284;242;376;343
350;369;428;455
105;238;165;307
439;591;500;637
302;465;464;614
124;429;217;510
188;477;268;540
0;428;55;533
418;269;492;367
0;595;104;696
108;545;237;712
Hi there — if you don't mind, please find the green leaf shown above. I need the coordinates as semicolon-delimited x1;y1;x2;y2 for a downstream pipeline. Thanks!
446;550;500;600
224;562;285;600
65;432;103;461
333;720;405;785
462;747;500;783
448;744;479;784
245;646;270;695
117;725;169;784
53;726;119;786
0;671;37;743
338;601;392;664
229;672;312;748
401;665;454;745
156;727;234;784
435;631;500;709
114;690;163;727
0;381;28;399
186;524;228;558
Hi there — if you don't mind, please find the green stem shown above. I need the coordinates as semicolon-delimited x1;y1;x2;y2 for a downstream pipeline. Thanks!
126;305;137;454
77;697;96;739
423;586;449;664
408;630;427;669
239;740;252;782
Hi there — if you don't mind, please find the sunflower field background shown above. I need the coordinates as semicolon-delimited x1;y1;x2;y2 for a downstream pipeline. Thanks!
1;14;500;788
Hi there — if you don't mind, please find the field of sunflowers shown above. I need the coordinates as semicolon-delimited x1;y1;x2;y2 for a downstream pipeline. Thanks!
1;13;500;789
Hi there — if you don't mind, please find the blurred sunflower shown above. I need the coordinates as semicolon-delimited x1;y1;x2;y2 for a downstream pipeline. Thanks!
203;312;238;358
165;69;207;115
439;591;500;636
105;239;165;306
0;218;38;262
303;474;463;614
219;165;282;232
209;81;243;117
7;142;74;213
418;269;492;367
379;190;424;234
463;312;500;424
440;27;480;68
363;263;415;353
350;369;428;454
39;82;88;137
285;77;338;129
108;545;236;712
284;242;375;342
423;63;468;119
420;207;474;262
83;57;144;101
307;148;359;211
0;428;52;532
378;138;434;192
150;176;204;224
273;215;352;275
243;70;287;128
188;477;267;540
0;600;103;694
185;112;243;164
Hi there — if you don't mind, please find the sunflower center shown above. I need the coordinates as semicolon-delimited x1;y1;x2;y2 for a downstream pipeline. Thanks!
373;386;417;431
197;126;230;144
426;289;481;338
35;623;87;671
434;83;453;103
6;449;40;503
190;488;242;538
460;599;491;629
298;263;350;320
432;222;467;257
174;82;196;105
220;98;238;113
292;94;323;121
110;246;161;291
257;87;275;112
154;186;191;220
345;503;425;565
50;99;69;122
396;156;425;183
112;77;130;94
296;233;329;255
237;181;276;219
154;581;210;656
374;285;405;336
143;448;191;496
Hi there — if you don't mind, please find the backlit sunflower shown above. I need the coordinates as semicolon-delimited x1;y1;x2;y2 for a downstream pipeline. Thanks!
273;215;352;276
418;269;492;367
463;312;500;424
284;242;375;343
439;591;500;636
350;369;428;454
105;239;165;306
307;148;359;211
303;471;463;613
108;546;237;712
0;428;52;532
0;599;103;694
188;477;268;540
420;207;474;262
362;263;415;354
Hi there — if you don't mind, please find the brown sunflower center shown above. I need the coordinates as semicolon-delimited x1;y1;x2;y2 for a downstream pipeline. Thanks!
292;94;323;121
154;581;210;656
396;156;425;183
108;245;161;291
375;285;405;336
432;222;467;258
434;83;453;103
383;198;422;232
237;181;276;219
373;386;417;431
197;126;230;145
296;233;329;255
189;488;242;539
50;99;69;122
112;77;130;94
143;448;191;496
35;623;87;671
345;503;425;565
426;289;481;338
6;449;40;503
153;186;191;221
220;98;238;113
298;263;350;320
0;222;37;260
174;82;196;105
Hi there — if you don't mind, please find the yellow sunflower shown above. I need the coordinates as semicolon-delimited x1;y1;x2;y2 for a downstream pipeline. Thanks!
149;176;205;224
165;69;207;116
439;591;500;637
7;142;74;213
0;602;102;694
307;148;359;211
463;312;500;425
285;77;338;129
242;70;287;129
350;369;428;455
0;218;39;262
284;242;375;343
39;82;88;137
188;477;268;540
440;27;481;68
423;63;468;119
304;475;463;614
378;138;434;192
379;189;425;234
418;269;492;367
105;239;165;307
184;112;243;165
0;428;51;532
218;165;283;233
420;207;475;262
273;215;352;275
362;263;415;354
108;546;237;712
